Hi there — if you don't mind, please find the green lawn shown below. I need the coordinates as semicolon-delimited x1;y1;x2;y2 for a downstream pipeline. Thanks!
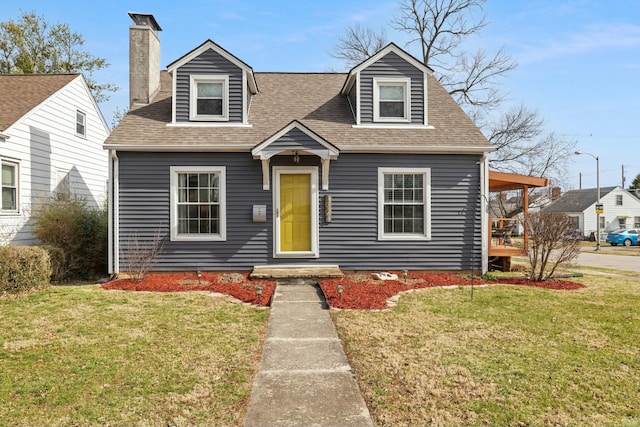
332;276;640;427
0;285;268;426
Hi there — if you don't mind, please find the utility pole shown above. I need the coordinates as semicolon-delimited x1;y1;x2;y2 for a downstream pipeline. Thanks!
622;165;626;188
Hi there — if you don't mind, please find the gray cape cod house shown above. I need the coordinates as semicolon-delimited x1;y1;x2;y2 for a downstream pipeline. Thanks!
104;13;495;275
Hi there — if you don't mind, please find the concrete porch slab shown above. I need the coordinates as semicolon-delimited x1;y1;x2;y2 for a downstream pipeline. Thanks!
251;265;343;280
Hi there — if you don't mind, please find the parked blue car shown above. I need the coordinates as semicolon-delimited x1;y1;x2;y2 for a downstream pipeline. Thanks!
606;228;639;246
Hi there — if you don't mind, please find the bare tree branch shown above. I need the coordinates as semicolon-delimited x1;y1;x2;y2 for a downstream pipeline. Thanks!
330;23;388;67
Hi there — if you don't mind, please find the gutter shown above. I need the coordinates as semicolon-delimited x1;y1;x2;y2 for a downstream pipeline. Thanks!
107;150;120;274
0;132;9;141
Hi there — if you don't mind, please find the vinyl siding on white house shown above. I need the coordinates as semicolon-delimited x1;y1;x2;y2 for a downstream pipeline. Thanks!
0;76;109;245
582;187;640;238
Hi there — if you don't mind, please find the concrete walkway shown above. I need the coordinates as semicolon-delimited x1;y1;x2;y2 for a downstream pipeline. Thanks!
244;281;374;427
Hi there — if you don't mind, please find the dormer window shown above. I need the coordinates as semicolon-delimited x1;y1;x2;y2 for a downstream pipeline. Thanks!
189;75;229;121
373;77;410;123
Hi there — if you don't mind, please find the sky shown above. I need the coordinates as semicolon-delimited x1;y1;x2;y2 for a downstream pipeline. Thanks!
3;0;639;191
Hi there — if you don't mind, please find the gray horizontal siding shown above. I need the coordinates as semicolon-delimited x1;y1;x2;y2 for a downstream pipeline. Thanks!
175;48;244;122
263;128;327;153
117;152;481;272
360;51;424;124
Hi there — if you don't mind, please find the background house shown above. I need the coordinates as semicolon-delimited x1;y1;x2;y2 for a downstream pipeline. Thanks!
543;186;640;239
0;74;110;245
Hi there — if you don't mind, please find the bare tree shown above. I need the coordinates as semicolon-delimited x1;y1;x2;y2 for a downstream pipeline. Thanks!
526;211;581;281
124;231;166;282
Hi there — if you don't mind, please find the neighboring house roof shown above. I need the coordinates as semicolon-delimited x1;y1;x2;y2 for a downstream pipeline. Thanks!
0;74;79;131
106;70;493;153
543;186;618;212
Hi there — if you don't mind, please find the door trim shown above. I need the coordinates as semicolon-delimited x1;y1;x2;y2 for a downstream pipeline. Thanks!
273;166;319;258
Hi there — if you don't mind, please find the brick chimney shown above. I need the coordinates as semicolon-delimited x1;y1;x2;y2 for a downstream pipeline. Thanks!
128;13;161;106
551;186;561;201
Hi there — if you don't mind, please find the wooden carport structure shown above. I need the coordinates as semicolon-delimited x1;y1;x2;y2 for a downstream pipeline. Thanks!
488;171;549;269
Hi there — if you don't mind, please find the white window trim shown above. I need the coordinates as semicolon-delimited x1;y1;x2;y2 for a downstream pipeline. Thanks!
273;166;319;258
75;110;86;138
377;167;431;241
170;166;226;241
189;75;229;121
373;77;411;123
1;158;20;214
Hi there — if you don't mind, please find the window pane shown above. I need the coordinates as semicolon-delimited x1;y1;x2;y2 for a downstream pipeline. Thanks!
414;174;423;188
198;174;208;187
210;219;219;233
178;189;187;203
197;99;223;115
384;189;393;203
380;102;404;118
188;174;198;187
384;219;392;233
414;189;423;202
2;188;16;210
178;205;188;219
188;205;198;219
178;219;188;233
2;164;15;186
189;220;199;233
384;174;392;188
199;188;209;203
199;220;209;233
211;205;219;220
209;174;219;187
379;85;404;101
394;174;404;188
188;189;198;203
199;204;210;218
179;173;187;187
210;189;219;203
197;82;222;98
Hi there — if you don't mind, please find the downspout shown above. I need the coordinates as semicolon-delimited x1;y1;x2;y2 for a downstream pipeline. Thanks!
480;154;489;274
108;150;120;274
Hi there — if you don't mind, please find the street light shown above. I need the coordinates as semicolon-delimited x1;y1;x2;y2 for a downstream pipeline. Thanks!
575;150;600;251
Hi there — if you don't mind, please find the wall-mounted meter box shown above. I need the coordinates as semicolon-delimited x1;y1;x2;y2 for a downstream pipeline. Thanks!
252;205;267;222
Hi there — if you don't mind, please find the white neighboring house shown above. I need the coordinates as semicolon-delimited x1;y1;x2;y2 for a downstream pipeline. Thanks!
0;74;109;245
543;186;640;239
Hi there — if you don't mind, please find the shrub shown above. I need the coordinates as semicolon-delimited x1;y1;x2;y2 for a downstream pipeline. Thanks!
32;196;107;280
526;211;581;281
0;246;51;294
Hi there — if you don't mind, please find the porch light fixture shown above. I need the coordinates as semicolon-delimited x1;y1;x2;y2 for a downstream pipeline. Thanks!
337;285;344;297
403;269;408;283
293;151;300;164
196;270;202;284
575;150;600;251
255;286;263;302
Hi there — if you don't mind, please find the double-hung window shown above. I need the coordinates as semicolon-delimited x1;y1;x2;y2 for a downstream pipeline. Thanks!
378;168;430;240
1;159;19;213
76;110;86;137
170;166;226;241
189;75;229;121
373;77;411;123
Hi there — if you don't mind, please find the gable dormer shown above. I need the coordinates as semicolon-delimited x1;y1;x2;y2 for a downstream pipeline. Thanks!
341;43;432;128
167;40;258;126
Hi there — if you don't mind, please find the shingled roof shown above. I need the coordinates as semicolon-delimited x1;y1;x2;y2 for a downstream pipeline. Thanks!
0;74;79;131
106;70;494;153
543;186;618;212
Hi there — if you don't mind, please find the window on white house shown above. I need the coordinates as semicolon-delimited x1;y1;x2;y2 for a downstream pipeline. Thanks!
618;217;626;229
76;110;86;137
616;194;623;205
170;166;226;241
378;168;430;240
189;75;229;121
1;160;18;212
635;216;640;228
599;216;606;230
373;78;410;122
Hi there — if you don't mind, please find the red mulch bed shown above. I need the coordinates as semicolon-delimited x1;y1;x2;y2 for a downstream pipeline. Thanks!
319;272;586;310
102;272;275;307
102;271;585;310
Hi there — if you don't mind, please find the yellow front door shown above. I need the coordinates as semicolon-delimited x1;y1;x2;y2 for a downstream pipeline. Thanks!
280;174;311;252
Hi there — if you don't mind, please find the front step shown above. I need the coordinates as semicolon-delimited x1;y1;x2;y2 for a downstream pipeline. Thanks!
250;265;343;280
